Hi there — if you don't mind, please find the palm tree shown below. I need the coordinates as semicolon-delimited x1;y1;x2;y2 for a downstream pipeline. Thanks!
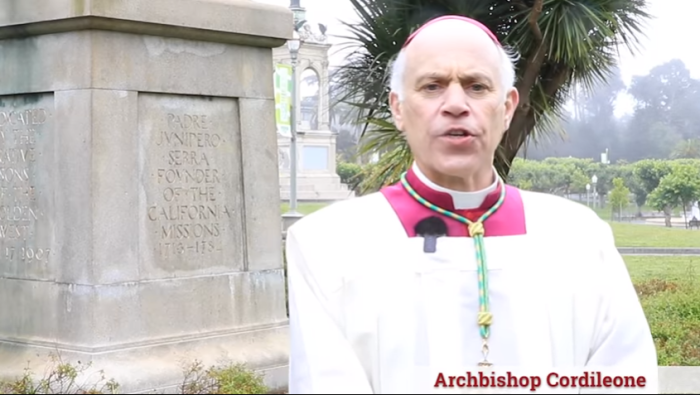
332;0;650;194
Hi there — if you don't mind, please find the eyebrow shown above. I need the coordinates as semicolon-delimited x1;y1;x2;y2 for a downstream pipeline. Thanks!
415;71;494;86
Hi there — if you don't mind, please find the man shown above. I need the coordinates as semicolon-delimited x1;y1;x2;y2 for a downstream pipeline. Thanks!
286;15;658;394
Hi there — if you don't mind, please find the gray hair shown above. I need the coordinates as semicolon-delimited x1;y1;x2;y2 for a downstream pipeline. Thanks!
388;45;520;102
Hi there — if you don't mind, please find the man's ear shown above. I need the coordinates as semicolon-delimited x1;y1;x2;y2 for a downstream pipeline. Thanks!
389;91;404;132
503;87;519;130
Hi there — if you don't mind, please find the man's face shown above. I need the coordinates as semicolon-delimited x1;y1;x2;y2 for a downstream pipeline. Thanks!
390;21;519;186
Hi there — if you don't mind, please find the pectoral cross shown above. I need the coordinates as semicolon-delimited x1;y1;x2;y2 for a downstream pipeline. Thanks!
478;340;492;368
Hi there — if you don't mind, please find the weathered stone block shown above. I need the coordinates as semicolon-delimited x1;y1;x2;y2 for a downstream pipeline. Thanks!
0;0;292;392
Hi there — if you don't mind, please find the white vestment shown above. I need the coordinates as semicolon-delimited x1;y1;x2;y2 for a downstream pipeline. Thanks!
286;182;658;394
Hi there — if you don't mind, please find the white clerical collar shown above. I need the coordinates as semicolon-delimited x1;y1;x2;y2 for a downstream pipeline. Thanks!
411;162;498;210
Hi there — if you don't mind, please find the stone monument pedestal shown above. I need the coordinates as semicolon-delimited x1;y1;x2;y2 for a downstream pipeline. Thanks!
0;1;291;392
273;30;355;203
278;131;355;202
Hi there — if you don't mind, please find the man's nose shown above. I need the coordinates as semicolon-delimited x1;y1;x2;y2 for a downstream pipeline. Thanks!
441;83;470;117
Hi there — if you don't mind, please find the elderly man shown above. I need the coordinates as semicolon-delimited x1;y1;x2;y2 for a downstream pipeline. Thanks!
286;15;658;394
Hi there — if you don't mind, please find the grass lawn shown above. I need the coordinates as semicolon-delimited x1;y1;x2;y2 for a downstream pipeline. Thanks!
609;222;700;248
573;200;700;248
625;256;700;366
591;203;682;220
280;202;329;216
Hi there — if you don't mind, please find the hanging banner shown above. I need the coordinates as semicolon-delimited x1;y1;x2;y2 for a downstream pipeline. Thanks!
274;63;293;138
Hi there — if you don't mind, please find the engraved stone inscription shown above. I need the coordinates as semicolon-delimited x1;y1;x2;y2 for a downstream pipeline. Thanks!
151;114;230;256
140;94;244;272
0;94;53;273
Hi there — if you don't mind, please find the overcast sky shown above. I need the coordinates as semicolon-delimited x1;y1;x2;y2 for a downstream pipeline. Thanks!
254;0;698;116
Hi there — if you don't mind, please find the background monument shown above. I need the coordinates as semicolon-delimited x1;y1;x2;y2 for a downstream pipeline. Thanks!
273;1;355;202
0;0;291;392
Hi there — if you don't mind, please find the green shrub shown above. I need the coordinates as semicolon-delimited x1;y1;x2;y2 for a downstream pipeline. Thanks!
180;360;268;394
0;354;119;394
0;356;269;395
336;162;363;192
634;275;700;366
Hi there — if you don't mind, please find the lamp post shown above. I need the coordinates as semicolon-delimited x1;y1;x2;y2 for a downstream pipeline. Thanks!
586;183;590;207
282;34;304;231
591;175;598;209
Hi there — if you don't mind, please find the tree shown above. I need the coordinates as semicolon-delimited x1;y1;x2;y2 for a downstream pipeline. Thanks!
616;162;646;215
628;60;700;135
647;164;700;228
623;59;700;161
335;127;360;162
333;0;651;193
608;178;631;221
671;139;700;160
632;159;673;217
527;68;626;160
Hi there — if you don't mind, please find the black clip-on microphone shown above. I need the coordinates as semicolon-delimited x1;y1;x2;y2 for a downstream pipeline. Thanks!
414;216;448;253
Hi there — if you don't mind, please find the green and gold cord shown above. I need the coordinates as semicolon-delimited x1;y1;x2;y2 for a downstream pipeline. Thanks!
400;172;506;366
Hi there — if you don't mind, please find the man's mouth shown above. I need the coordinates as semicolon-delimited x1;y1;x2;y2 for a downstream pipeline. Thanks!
442;128;473;138
447;130;468;137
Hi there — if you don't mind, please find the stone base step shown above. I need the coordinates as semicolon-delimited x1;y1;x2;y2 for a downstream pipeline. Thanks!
0;324;289;394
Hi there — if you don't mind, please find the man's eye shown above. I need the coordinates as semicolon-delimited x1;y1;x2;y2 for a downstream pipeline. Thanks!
471;84;487;92
425;83;441;91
